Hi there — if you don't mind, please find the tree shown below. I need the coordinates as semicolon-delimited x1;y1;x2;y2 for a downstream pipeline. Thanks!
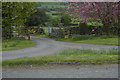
51;17;60;27
25;8;49;26
61;14;71;27
2;2;36;39
67;2;119;35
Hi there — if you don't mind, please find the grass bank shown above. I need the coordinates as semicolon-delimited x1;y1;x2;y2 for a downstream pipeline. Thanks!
2;49;118;67
31;34;118;45
56;35;118;45
2;37;36;51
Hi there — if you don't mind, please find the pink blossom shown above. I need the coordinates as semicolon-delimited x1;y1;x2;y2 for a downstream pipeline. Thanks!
69;13;73;16
67;2;119;25
75;9;79;12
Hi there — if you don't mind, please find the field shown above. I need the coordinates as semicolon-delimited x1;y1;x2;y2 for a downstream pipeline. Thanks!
36;2;68;9
2;37;36;51
56;35;118;45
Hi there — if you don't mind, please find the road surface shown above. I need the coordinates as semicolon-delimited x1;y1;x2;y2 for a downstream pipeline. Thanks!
2;37;118;78
2;36;118;60
2;64;118;78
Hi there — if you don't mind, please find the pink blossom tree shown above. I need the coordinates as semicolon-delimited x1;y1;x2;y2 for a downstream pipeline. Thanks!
67;2;119;35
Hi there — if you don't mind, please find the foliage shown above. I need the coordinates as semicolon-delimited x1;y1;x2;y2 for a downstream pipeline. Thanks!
2;2;36;39
49;28;65;38
42;27;59;34
25;8;49;26
67;2;119;35
28;29;36;34
78;23;90;35
61;14;71;26
34;27;45;34
50;17;60;27
68;23;92;35
71;35;117;40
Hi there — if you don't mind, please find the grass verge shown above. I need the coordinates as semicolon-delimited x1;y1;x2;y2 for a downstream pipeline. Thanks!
2;48;118;67
56;35;118;45
2;37;36;51
31;34;118;45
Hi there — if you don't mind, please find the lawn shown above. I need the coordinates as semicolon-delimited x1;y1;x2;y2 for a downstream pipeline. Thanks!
2;48;118;67
56;35;118;45
2;37;36;51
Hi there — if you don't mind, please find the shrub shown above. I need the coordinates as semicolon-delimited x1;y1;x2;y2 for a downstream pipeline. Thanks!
25;8;49;26
71;35;117;41
61;14;71;26
35;28;45;34
49;28;65;38
68;23;91;35
51;17;60;27
28;29;35;34
78;23;90;35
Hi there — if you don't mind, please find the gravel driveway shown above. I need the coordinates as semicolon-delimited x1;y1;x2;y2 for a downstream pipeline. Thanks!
2;64;118;78
2;36;118;60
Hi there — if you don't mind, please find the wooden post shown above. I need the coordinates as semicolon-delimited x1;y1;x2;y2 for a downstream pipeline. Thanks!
24;36;29;40
65;35;69;39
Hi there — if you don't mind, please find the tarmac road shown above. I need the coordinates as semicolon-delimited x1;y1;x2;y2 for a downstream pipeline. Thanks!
2;36;118;60
2;37;118;78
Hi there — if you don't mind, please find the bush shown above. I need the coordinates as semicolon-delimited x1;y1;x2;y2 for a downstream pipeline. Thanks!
35;28;45;34
28;26;45;34
25;8;49;26
68;27;80;35
2;27;13;40
71;35;118;41
68;23;91;35
61;14;71;26
28;29;35;34
49;28;65;38
79;23;90;35
51;17;60;27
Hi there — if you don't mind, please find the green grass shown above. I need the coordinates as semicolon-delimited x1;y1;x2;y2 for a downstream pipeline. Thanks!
46;12;59;18
71;18;103;26
36;2;68;9
56;35;118;45
2;49;118;67
2;37;36;51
